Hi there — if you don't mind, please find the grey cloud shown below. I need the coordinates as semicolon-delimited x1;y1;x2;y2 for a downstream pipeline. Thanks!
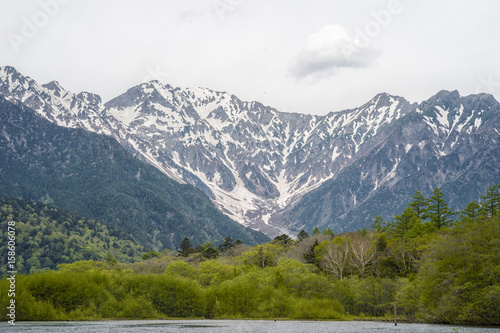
289;25;381;80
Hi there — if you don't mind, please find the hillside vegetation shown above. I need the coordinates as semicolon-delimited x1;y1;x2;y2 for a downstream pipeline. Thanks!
1;184;499;324
0;196;145;275
0;96;269;249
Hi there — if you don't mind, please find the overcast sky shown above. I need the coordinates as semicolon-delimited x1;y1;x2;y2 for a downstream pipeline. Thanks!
1;0;499;115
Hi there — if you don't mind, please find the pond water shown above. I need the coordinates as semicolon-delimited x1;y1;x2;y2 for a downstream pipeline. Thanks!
2;320;499;333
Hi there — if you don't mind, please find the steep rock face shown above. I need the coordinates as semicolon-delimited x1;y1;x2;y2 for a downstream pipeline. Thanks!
0;66;110;135
279;91;500;233
102;83;415;234
0;95;269;248
1;66;499;236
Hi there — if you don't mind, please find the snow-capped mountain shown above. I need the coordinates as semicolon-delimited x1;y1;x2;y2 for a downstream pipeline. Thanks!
100;80;414;235
0;66;110;135
1;66;499;236
278;90;500;233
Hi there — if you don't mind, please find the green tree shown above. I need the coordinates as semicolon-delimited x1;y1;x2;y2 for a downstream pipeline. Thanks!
297;229;309;241
218;236;234;253
387;207;421;238
273;234;293;248
418;217;500;324
165;261;197;279
303;239;320;266
105;253;118;267
371;215;386;232
459;201;483;223
409;190;428;219
480;184;500;218
236;243;284;268
312;227;320;235
142;251;160;261
321;228;335;238
375;234;387;252
178;237;193;257
200;242;219;259
427;187;455;229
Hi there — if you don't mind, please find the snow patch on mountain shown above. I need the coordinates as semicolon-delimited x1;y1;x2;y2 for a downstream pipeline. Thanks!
2;66;499;237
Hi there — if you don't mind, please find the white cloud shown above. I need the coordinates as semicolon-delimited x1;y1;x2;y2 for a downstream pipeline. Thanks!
1;1;500;115
289;24;380;80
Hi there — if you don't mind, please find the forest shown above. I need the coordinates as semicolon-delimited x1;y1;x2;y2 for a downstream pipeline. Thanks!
1;184;499;325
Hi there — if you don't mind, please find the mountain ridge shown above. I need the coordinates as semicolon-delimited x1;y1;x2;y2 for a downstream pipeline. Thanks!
0;93;269;248
1;65;499;236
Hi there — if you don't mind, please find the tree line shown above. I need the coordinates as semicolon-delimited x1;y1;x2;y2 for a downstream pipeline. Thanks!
0;184;499;324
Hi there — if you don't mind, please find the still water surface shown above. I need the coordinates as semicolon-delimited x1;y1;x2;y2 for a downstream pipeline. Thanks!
2;320;499;333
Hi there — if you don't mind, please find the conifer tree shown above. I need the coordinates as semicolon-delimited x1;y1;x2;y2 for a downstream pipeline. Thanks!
480;184;500;218
409;190;428;219
371;215;386;232
459;201;483;223
297;229;309;241
218;236;234;253
388;207;420;238
303;239;320;266
427;187;455;229
179;237;193;257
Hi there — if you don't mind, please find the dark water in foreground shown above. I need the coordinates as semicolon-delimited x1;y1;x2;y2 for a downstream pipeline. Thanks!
1;320;499;332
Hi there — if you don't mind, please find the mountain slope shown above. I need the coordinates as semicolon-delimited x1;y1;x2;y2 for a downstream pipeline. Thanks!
0;195;145;274
279;91;500;232
1;66;499;236
0;95;269;249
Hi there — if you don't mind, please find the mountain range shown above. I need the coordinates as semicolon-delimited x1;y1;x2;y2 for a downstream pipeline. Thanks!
0;83;268;250
1;65;499;237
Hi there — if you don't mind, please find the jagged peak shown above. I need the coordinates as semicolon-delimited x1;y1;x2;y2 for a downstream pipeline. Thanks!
0;66;28;84
340;93;409;116
371;92;407;105
425;90;461;106
462;92;500;106
76;91;102;106
43;80;65;92
104;80;176;109
0;65;18;74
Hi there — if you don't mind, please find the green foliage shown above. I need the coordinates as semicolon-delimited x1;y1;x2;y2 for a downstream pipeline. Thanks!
409;191;429;219
303;239;320;266
136;275;206;317
142;251;161;261
480;184;500;218
297;229;309;241
0;98;270;250
218;236;234;253
0;196;144;274
290;298;345;320
200;243;219;259
178;237;193;257
427;187;456;229
164;261;197;279
417;217;500;324
387;207;421;238
1;183;498;324
272;234;294;248
235;243;284;268
459;201;483;224
375;234;387;252
371;215;386;232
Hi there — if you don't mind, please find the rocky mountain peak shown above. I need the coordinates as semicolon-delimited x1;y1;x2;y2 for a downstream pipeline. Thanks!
76;91;103;108
1;66;499;237
42;80;65;97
